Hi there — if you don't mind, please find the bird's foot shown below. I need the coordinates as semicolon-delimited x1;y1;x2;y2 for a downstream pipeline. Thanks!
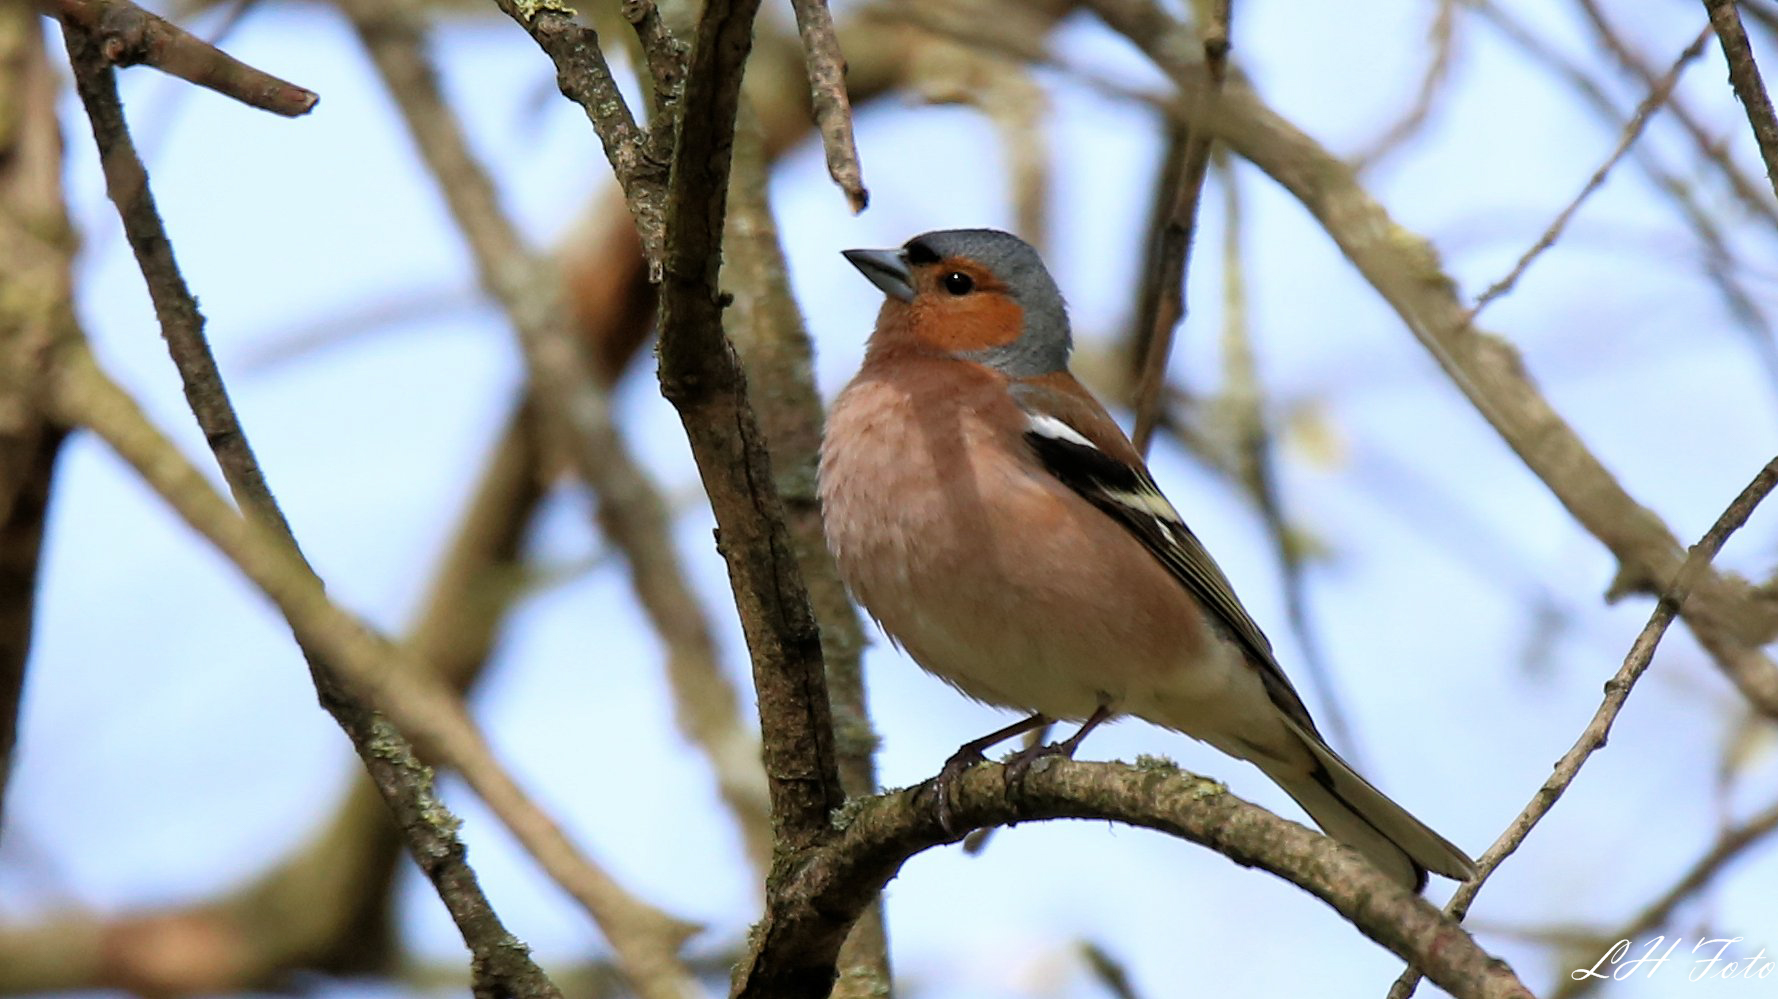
1003;704;1111;786
1001;737;1077;787
933;745;988;836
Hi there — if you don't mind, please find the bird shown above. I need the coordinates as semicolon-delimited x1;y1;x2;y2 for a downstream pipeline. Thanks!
817;227;1476;891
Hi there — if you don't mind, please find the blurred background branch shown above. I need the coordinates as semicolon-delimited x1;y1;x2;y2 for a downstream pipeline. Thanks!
0;5;74;832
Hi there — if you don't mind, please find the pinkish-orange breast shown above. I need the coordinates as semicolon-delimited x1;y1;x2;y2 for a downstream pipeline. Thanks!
817;356;1209;720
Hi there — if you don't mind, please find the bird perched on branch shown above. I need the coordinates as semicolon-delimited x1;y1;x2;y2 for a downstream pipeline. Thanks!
818;228;1475;891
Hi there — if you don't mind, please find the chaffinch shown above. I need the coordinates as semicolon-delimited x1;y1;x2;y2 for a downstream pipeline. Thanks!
818;228;1476;891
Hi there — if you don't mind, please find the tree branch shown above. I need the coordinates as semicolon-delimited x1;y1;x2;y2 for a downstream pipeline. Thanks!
44;0;315;116
1468;0;1778;399
488;0;670;269
46;345;700;999
57;27;560;999
733;758;1534;999
653;0;845;860
722;111;888;998
53;23;694;994
344;0;773;884
1576;0;1778;232
1469;25;1709;317
1128;0;1226;453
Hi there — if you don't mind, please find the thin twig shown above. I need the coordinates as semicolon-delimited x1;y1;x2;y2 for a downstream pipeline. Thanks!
1467;0;1778;404
1350;0;1456;172
45;0;315;116
1468;25;1709;319
1080;940;1145;999
1388;455;1778;999
1127;120;1195;453
1568;0;1778;399
619;0;686;173
788;0;868;211
1128;0;1229;453
487;0;669;270
1704;0;1778;198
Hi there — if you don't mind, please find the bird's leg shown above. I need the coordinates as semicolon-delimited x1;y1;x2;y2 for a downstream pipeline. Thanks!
1004;702;1114;783
934;712;1051;834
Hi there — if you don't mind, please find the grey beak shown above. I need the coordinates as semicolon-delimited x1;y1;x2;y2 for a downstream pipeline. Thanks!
842;248;915;302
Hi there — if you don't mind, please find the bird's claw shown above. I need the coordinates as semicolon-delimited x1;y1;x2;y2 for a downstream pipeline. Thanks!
933;746;987;836
1002;738;1072;786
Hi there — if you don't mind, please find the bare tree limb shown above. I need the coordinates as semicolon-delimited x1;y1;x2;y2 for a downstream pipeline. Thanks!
55;26;563;999
343;0;772;881
732;758;1534;999
1087;0;1778;719
0;207;655;998
54;21;706;993
1128;119;1208;455
722;111;888;998
1350;0;1457;173
0;403;548;994
1388;455;1778;999
621;0;685;168
43;0;315;116
1704;0;1778;198
653;0;846;859
495;0;853;980
1467;0;1778;402
46;345;701;999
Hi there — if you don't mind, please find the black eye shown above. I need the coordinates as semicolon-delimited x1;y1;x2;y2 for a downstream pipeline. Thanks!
942;272;974;295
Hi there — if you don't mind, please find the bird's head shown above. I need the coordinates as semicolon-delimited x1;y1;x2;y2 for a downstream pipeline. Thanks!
843;228;1072;376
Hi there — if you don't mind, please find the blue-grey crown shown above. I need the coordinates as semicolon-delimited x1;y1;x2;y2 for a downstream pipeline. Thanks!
905;228;1072;376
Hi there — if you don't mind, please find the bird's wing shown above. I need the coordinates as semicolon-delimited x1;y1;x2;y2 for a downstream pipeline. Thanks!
1010;380;1322;737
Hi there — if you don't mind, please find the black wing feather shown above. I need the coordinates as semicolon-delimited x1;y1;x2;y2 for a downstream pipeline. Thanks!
1023;428;1323;737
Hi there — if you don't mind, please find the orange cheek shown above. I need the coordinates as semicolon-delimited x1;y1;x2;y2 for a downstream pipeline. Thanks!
907;296;1025;353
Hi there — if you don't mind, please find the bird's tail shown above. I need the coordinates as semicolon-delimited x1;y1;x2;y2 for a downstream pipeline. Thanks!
1257;717;1477;893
